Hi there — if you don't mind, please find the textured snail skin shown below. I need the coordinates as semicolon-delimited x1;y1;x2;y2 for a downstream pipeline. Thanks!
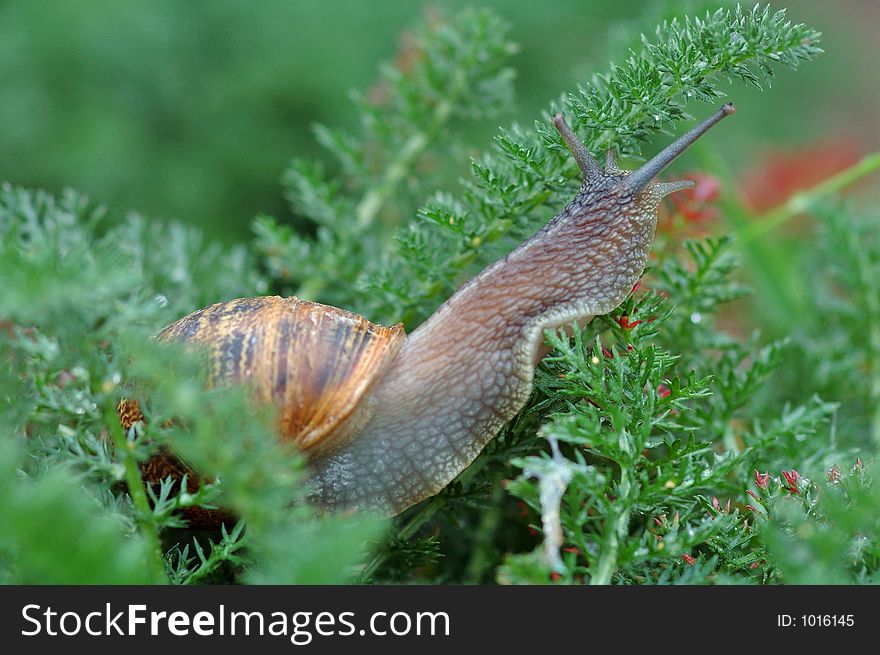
310;103;736;514
311;165;664;512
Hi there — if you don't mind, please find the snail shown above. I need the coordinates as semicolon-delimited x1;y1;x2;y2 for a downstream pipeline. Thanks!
119;103;735;521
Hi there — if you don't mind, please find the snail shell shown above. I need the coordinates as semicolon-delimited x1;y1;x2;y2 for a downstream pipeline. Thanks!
156;296;404;456
118;296;404;525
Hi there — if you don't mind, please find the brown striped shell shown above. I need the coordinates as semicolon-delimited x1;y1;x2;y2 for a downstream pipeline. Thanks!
156;296;405;456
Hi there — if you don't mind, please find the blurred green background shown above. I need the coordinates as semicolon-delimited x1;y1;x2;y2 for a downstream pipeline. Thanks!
2;0;878;241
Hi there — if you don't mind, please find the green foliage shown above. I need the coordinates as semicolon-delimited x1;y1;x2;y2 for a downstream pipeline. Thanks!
254;8;517;311
570;4;821;154
497;241;847;584
0;185;380;584
0;434;153;584
800;201;880;448
1;0;515;239
359;4;821;327
3;4;878;586
753;463;880;584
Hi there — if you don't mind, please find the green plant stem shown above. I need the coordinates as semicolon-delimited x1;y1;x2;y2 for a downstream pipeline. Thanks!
356;131;431;231
741;152;880;244
357;495;446;583
591;467;632;585
295;100;452;302
696;148;880;336
691;146;880;456
464;485;504;582
104;406;167;583
358;441;492;582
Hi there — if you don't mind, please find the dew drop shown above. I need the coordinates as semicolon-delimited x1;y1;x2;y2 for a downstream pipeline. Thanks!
690;312;702;324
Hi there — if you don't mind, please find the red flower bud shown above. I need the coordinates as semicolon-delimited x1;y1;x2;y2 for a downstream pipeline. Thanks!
617;315;642;330
782;469;800;493
826;465;841;483
668;172;721;223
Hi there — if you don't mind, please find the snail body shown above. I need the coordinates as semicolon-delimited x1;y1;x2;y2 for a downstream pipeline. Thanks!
121;104;735;518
